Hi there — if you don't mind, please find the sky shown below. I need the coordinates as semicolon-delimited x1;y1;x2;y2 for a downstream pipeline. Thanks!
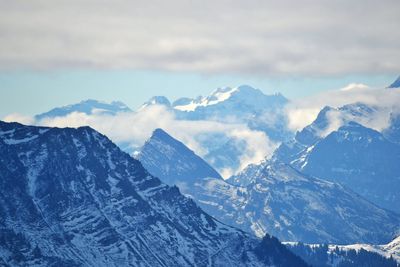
1;0;399;117
1;0;399;176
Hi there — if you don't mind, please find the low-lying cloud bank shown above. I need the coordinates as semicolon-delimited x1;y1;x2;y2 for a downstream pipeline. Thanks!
285;85;400;133
4;105;276;178
3;84;400;177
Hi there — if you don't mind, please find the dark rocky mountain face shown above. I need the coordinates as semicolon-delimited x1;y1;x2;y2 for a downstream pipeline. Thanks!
137;128;222;186
0;121;304;267
138;128;400;245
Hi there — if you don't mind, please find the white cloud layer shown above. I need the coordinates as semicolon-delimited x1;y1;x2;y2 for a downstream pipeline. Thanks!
3;85;400;177
285;86;400;132
0;0;399;75
3;105;275;178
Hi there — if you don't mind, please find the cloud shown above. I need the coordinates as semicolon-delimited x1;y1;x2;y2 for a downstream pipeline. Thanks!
3;113;35;125
227;128;277;172
285;85;400;132
0;0;399;75
339;83;369;91
3;104;275;178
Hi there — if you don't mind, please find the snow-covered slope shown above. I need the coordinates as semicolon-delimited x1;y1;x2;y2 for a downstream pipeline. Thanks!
332;235;400;263
231;159;400;244
171;85;291;141
35;99;131;120
137;129;400;244
171;85;287;114
173;87;239;111
0;120;305;267
285;238;400;266
383;236;400;262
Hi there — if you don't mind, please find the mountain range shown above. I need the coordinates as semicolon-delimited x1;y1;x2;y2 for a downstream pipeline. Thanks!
35;99;131;121
138;128;400;244
0;120;308;266
2;77;400;266
33;85;293;176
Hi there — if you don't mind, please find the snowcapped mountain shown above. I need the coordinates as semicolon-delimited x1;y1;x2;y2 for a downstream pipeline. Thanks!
297;122;400;213
171;85;287;115
142;85;291;141
274;106;400;213
139;96;171;110
0;120;306;267
172;87;239;111
273;102;380;168
32;85;291;177
35;99;131;120
139;85;292;175
137;128;400;244
137;128;222;186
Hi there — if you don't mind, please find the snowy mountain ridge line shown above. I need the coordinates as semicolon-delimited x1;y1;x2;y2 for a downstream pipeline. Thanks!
173;87;239;111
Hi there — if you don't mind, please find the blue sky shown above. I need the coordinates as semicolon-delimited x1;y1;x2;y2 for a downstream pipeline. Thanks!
0;70;396;118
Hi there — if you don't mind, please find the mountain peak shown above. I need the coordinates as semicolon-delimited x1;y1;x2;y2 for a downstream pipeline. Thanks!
139;96;171;110
138;128;222;186
151;128;174;141
35;99;131;120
